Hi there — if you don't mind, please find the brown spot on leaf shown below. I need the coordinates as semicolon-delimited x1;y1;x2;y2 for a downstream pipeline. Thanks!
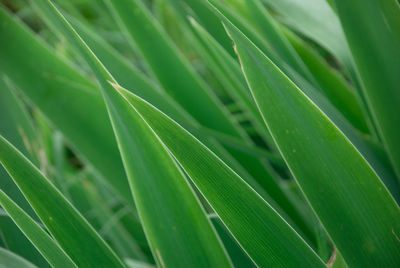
327;247;336;267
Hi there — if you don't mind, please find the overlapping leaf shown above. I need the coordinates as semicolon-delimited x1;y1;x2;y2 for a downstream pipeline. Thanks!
0;248;37;268
0;190;77;268
34;1;233;267
221;12;400;267
116;83;325;267
0;135;125;267
331;0;400;179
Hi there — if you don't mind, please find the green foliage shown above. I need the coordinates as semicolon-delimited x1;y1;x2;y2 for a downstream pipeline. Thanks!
0;0;399;267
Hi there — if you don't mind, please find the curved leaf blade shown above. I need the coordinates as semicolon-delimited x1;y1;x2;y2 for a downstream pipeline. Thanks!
0;190;77;268
0;135;125;268
35;1;233;266
331;0;400;179
105;0;243;138
115;87;325;267
0;248;37;268
222;13;400;267
103;81;233;267
0;7;133;206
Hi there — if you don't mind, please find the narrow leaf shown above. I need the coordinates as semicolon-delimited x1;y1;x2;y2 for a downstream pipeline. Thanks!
331;0;400;179
0;190;77;268
222;13;400;267
105;0;243;138
0;135;125;267
0;248;37;268
35;1;233;267
0;7;132;206
115;87;325;267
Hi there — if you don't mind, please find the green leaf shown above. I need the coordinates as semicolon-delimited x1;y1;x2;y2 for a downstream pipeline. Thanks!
222;13;400;267
162;0;236;57
284;30;369;134
103;0;318;244
35;1;233;267
261;0;353;75
331;0;400;179
0;7;302;247
124;259;155;268
0;248;37;268
105;0;243;138
222;0;315;84
0;78;38;164
210;215;256;268
0;216;49;268
185;20;316;236
210;0;400;205
0;190;77;268
189;18;270;139
101;82;233;267
30;1;193;126
0;135;125;267
0;77;50;268
116;84;325;267
0;77;39;218
0;7;133;206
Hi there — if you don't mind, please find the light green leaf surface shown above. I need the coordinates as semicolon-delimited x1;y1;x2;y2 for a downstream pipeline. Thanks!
0;216;49;268
162;0;235;57
35;1;233;267
261;0;353;74
124;259;155;268
0;7;133;206
102;82;233;267
0;135;125;267
116;87;325;267
210;0;400;202
105;0;319;243
223;0;315;85
331;0;400;179
0;77;50;267
106;0;243;138
222;13;400;267
0;190;77;268
31;1;193;126
0;248;37;268
0;77;39;217
285;30;369;134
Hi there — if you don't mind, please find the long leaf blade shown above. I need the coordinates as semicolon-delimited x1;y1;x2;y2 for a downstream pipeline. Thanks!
0;248;38;268
115;87;325;267
0;190;77;268
105;0;242;138
331;0;400;179
0;135;125;268
221;12;400;267
35;1;233;266
0;7;133;206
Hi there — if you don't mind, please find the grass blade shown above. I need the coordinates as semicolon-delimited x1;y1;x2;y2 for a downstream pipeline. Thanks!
331;0;400;179
0;78;51;267
0;6;134;206
261;0;352;74
222;13;400;267
284;30;369;134
0;190;77;268
0;135;125;267
35;1;233;266
104;0;319;243
116;84;325;267
0;248;37;268
106;0;243;138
